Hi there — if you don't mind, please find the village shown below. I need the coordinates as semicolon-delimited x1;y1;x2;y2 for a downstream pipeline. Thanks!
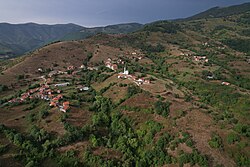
7;49;231;112
6;50;149;112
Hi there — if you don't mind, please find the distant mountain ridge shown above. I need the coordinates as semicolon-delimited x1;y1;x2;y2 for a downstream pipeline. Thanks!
187;2;250;20
0;23;83;58
0;22;143;58
61;23;143;41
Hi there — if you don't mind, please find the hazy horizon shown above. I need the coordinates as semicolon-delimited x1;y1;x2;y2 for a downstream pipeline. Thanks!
0;0;249;27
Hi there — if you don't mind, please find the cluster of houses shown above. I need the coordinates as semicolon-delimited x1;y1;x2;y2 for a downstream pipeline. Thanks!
104;58;126;71
125;51;144;60
202;42;210;47
49;94;70;112
118;67;150;86
48;70;66;78
8;84;70;112
180;53;192;56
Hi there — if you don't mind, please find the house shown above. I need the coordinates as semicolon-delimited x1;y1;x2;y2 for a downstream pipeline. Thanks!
67;66;75;71
117;59;124;64
37;68;43;72
105;62;112;68
57;94;63;99
247;59;250;64
60;101;70;112
118;73;125;79
48;71;58;78
54;82;70;87
78;86;90;91
221;82;230;86
87;66;98;71
80;65;86;69
194;56;208;62
50;101;57;107
207;76;214;79
112;64;118;71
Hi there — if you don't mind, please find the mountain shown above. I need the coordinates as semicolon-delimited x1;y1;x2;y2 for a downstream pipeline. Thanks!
0;22;143;59
187;2;250;20
61;23;143;41
0;3;250;167
0;23;83;58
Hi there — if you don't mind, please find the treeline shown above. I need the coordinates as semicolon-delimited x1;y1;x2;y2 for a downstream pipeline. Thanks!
222;38;250;54
143;21;181;34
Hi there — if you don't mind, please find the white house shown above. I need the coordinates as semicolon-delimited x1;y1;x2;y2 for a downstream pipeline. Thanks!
54;82;70;87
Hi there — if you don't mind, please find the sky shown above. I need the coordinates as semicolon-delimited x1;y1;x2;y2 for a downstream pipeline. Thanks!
0;0;249;27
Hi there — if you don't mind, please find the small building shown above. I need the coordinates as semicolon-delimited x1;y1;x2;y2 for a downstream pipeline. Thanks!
111;64;118;71
87;66;98;71
78;86;90;91
48;71;58;78
144;79;151;84
80;65;86;69
54;82;70;87
37;68;43;72
50;101;57;107
67;66;75;71
221;82;230;86
60;101;70;112
247;59;250;64
207;76;214;79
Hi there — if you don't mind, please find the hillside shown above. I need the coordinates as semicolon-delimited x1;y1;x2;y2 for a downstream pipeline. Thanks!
0;3;250;167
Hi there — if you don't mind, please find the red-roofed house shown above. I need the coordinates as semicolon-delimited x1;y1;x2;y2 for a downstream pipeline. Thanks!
50;101;57;107
60;101;70;112
221;82;230;86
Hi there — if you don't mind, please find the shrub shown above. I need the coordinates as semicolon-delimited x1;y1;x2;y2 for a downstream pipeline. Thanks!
227;132;240;144
208;133;223;149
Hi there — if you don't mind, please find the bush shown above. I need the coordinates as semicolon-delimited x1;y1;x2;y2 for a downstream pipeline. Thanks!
227;132;240;144
0;84;8;92
208;133;223;149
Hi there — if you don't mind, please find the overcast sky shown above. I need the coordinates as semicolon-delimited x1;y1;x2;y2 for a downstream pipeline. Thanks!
0;0;249;27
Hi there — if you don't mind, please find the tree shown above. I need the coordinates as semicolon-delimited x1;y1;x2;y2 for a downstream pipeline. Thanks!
154;101;171;117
